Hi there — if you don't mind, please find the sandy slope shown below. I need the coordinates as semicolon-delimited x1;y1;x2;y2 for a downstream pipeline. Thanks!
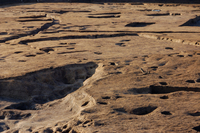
0;2;200;133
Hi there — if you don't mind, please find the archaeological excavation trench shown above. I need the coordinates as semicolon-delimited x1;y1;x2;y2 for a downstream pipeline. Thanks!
129;85;200;94
0;62;98;110
180;15;200;26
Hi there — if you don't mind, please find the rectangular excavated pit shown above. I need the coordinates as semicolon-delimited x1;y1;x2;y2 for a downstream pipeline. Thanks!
125;22;155;27
129;85;200;94
150;85;200;94
180;16;200;26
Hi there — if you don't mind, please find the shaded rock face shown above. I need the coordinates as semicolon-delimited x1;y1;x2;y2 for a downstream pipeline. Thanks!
0;62;97;101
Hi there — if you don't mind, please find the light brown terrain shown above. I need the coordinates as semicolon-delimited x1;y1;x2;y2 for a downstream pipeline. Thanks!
0;2;200;133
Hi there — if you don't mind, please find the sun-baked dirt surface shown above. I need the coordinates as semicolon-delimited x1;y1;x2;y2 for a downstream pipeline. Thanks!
0;2;200;133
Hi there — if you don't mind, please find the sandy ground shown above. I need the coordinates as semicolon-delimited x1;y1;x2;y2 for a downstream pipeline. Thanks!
0;2;200;133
